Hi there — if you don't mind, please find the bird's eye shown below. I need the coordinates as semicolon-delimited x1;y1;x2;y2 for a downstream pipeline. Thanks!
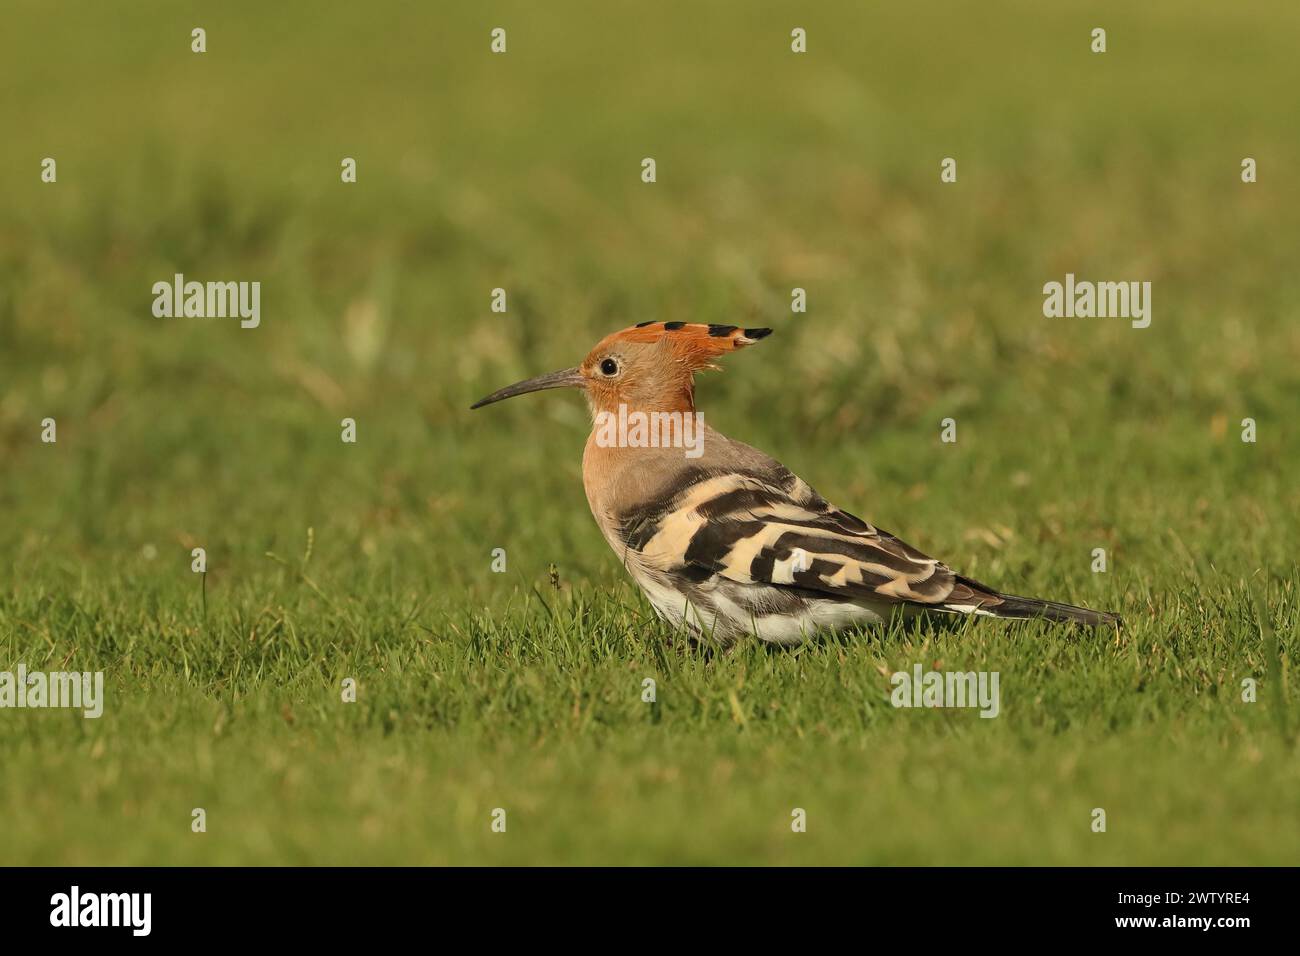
600;358;619;376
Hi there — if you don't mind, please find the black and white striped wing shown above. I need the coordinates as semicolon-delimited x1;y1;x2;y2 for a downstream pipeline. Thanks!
621;469;997;612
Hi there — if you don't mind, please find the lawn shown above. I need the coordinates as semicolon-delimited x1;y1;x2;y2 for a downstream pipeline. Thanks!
1;0;1297;865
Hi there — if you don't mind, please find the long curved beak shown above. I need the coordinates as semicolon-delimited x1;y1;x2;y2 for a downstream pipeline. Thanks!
470;367;585;409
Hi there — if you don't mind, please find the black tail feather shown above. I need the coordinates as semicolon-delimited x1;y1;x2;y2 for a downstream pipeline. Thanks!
984;592;1121;628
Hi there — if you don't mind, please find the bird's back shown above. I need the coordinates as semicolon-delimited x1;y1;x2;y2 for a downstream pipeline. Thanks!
582;423;933;643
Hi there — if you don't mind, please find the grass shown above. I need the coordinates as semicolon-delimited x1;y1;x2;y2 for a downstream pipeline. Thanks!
1;0;1297;865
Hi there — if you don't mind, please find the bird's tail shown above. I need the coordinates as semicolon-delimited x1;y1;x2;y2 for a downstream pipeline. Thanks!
985;592;1120;628
944;577;1121;629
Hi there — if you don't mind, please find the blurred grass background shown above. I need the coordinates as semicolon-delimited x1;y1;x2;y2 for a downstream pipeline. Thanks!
1;0;1297;864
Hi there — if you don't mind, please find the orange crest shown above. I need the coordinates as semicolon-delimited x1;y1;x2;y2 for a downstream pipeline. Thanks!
605;322;771;371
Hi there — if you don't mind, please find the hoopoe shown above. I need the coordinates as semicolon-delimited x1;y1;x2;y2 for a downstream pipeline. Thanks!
472;322;1120;645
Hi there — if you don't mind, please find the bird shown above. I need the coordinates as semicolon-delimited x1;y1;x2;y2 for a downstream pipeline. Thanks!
471;321;1120;646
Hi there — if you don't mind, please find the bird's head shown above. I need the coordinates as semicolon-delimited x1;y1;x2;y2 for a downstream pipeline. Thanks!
470;322;771;415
